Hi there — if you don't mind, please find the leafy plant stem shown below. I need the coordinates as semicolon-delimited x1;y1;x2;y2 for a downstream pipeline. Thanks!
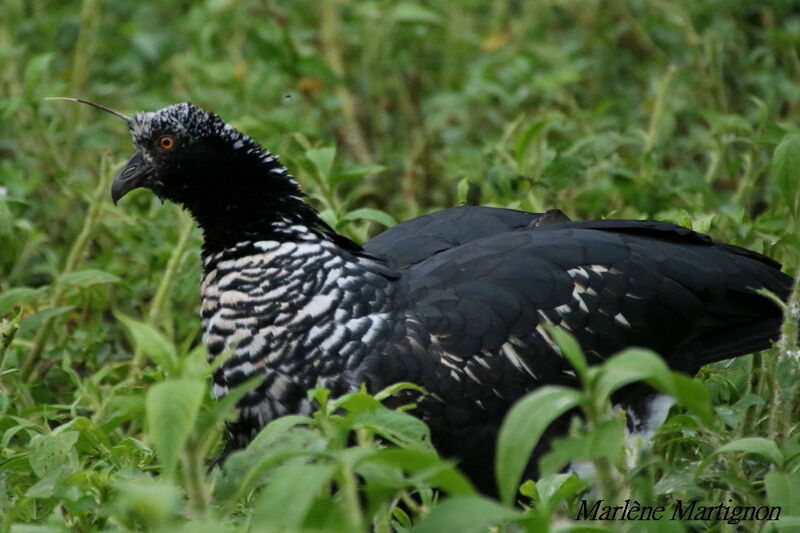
182;444;211;515
0;310;22;369
21;154;110;383
70;0;99;94
774;272;800;440
584;391;618;502
641;64;677;181
147;212;194;326
400;490;423;516
319;0;372;165
373;502;392;533
339;459;365;532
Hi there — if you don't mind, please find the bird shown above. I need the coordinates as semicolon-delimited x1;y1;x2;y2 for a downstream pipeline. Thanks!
53;99;792;495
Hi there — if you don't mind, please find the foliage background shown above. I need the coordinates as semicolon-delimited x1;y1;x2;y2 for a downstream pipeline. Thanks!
1;0;799;531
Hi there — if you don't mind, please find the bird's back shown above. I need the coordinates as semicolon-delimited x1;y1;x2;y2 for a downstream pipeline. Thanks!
358;206;791;494
376;209;788;374
363;205;569;269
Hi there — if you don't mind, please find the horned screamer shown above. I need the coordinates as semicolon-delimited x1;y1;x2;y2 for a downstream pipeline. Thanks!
51;99;791;495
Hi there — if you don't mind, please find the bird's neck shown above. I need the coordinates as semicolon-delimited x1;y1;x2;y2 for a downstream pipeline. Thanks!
176;150;359;257
196;194;339;257
193;151;399;378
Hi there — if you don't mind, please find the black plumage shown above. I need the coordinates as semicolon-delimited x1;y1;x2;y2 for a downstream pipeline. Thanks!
96;102;790;495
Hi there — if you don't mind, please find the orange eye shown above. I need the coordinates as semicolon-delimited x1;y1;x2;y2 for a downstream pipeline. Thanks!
158;136;175;150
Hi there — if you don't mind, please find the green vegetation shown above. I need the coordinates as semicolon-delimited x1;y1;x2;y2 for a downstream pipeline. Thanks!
1;1;799;531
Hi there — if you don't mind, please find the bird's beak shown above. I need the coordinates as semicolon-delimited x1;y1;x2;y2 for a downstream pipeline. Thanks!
112;151;153;205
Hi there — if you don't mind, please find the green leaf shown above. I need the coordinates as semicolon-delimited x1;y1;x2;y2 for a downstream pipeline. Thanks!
19;305;74;336
495;386;583;504
717;437;783;467
27;431;79;479
355;408;433;452
59;417;112;457
252;460;336;529
369;448;475;496
373;381;426;402
145;379;205;479
340;208;397;228
183;343;211;379
773;133;800;220
539;418;626;476
766;471;800;516
695;437;785;479
306;146;336;180
356;457;407;493
115;312;178;375
330;390;383;414
666;373;714;426
389;3;443;25
248;415;314;450
701;109;753;133
25;466;73;498
331;163;386;185
541;154;585;187
411;496;519;533
546;325;587;383
114;479;182;529
0;287;39;315
57;269;120;288
291;132;313;152
771;516;800;530
213;418;318;502
526;473;586;514
594;348;670;400
594;348;713;426
456;178;470;204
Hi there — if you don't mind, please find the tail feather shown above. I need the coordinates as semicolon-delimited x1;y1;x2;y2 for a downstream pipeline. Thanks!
677;316;784;372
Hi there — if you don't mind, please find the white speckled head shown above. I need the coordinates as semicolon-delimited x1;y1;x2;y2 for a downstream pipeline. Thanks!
108;101;316;252
129;102;257;154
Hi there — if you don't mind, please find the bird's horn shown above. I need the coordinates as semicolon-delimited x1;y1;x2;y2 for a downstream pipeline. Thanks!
44;97;132;123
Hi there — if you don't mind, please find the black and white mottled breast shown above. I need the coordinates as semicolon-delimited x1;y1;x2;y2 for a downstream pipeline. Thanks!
199;228;400;414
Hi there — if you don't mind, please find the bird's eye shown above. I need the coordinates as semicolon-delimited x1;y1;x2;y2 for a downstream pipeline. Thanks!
158;136;175;150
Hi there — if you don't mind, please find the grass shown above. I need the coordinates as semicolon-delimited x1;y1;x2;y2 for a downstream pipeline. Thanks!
1;0;800;531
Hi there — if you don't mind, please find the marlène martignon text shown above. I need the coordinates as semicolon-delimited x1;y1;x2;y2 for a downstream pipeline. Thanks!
576;499;781;524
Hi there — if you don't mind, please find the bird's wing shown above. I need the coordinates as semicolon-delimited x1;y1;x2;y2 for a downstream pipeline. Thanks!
363;205;569;269
396;219;790;386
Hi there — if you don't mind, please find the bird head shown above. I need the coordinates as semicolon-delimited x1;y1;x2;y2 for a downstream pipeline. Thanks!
116;101;301;209
47;98;355;253
48;98;303;223
113;101;233;205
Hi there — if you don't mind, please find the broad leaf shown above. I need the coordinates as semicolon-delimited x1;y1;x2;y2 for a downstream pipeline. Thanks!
546;325;587;383
306;146;336;180
115;312;178;375
369;448;475;496
57;269;120;288
717;437;783;467
594;348;713;426
145;379;205;479
27;431;79;479
389;3;443;25
331;163;386;185
340;207;397;228
773;133;800;220
766;471;800;516
412;496;519;533
355;408;433;452
495;386;583;504
253;460;337;529
0;287;39;315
